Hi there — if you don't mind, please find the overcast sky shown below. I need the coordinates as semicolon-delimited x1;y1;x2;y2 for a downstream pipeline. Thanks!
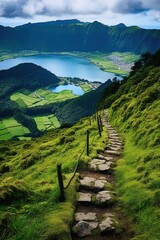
0;0;160;29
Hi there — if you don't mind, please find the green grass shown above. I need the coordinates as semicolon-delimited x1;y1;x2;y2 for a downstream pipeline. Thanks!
10;88;78;108
0;114;108;240
63;51;139;75
114;134;160;240
0;50;40;62
0;118;30;140
34;114;60;131
107;65;160;239
79;83;92;92
36;88;77;103
111;52;139;63
0;115;60;140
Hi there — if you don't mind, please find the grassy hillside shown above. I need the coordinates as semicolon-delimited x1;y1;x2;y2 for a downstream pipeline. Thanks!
0;20;160;54
101;50;160;239
0;63;60;99
0;115;108;240
55;80;111;125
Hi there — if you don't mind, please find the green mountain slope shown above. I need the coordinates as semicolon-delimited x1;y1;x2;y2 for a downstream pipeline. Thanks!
0;63;60;99
0;63;60;137
100;50;160;239
0;116;107;240
54;80;112;125
0;20;160;54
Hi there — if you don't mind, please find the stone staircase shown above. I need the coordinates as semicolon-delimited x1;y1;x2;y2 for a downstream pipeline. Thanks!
72;114;131;240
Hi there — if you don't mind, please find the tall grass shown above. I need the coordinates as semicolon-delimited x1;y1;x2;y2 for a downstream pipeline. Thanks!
0;114;108;240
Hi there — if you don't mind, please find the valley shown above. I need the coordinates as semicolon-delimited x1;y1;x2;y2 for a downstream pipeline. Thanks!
0;77;94;140
0;18;160;240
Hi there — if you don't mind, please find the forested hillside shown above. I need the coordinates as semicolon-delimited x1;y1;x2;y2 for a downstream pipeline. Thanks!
54;79;111;125
100;50;160;239
0;20;160;54
0;63;60;137
0;63;60;99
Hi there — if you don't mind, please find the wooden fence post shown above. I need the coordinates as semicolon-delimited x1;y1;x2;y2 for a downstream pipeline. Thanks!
86;130;89;156
99;115;103;132
97;116;101;137
57;163;65;202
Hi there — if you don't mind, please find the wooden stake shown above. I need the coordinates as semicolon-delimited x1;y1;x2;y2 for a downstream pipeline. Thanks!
57;163;65;201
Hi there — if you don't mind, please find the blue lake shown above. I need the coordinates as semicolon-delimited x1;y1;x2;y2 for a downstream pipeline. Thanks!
0;54;119;83
50;84;84;96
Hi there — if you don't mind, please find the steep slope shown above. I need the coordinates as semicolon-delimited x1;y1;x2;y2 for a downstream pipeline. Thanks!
0;63;60;116
0;63;60;99
0;20;160;54
100;50;160;239
54;80;112;125
0;63;60;136
0;116;108;240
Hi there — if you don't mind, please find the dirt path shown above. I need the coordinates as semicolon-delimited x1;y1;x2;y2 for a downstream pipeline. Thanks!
71;113;132;239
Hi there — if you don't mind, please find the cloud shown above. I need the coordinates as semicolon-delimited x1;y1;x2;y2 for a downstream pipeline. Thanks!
0;0;28;18
147;10;160;22
113;0;149;14
0;0;160;23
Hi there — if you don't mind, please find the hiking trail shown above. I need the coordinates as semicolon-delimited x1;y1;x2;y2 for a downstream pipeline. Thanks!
72;112;132;240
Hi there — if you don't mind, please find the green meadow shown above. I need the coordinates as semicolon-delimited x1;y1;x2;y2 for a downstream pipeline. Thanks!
0;118;30;140
10;89;78;108
0;115;107;240
63;51;139;75
0;115;60;140
34;114;60;131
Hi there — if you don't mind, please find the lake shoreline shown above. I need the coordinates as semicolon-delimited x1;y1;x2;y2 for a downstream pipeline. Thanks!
0;53;119;83
0;50;137;76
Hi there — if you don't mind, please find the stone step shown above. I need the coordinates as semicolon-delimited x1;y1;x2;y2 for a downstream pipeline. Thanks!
73;212;121;237
77;190;115;206
108;143;122;149
108;130;117;133
109;137;122;141
108;146;122;151
79;176;109;191
109;141;123;146
109;133;119;138
105;150;121;156
89;159;115;172
98;154;114;161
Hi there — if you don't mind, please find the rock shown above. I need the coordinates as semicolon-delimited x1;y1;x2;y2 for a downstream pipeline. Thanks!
108;145;121;150
98;162;112;171
89;163;97;170
96;191;112;203
91;159;106;164
98;154;113;161
77;192;92;202
105;150;120;155
73;221;98;237
109;137;121;141
110;141;122;146
80;177;108;191
94;179;107;189
80;177;95;188
99;217;114;232
99;213;115;232
89;159;114;172
109;133;119;137
75;212;97;221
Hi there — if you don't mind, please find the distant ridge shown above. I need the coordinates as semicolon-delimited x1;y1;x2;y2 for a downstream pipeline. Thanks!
16;19;81;28
112;23;127;28
0;20;160;54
